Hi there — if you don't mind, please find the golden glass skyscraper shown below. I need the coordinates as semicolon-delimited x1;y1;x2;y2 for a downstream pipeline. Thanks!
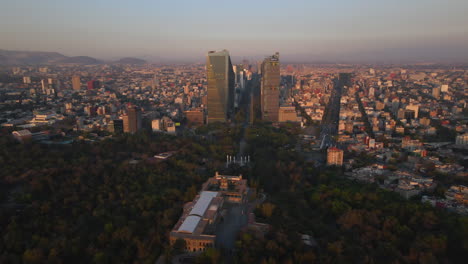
72;75;81;91
123;105;141;134
260;52;280;122
206;50;235;123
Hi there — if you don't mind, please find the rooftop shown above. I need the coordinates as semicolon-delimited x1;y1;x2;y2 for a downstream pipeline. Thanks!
176;191;219;234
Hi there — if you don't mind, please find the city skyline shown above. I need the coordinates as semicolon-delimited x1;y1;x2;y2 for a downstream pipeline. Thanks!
1;0;468;63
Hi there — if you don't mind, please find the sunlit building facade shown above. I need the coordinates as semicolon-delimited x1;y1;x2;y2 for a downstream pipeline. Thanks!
327;147;344;166
206;50;235;123
123;105;141;134
72;75;81;91
261;52;280;122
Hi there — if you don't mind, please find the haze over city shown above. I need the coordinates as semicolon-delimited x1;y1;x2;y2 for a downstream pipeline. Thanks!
1;0;468;63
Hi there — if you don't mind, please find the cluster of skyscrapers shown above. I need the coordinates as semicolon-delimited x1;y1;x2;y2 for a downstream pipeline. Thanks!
206;50;281;123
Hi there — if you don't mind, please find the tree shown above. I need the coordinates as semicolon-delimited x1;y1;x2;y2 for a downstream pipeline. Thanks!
172;239;186;255
260;203;276;218
23;248;44;264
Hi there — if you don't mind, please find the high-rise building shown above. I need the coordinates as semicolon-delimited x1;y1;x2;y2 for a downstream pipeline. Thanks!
123;105;141;133
233;64;245;90
108;119;124;133
327;147;344;166
206;50;235;123
260;52;280;122
41;79;47;93
87;80;100;90
72;76;81;91
432;86;440;99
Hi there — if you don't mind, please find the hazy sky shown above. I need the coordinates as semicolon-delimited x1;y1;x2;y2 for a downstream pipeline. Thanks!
1;0;467;63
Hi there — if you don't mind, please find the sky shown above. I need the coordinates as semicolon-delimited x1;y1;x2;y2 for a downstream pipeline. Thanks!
1;0;467;63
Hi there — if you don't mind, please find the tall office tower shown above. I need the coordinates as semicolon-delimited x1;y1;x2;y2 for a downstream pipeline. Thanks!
233;65;238;80
260;52;280;122
108;119;124;133
432;86;441;99
327;147;344;166
232;64;245;91
123;105;142;133
239;70;245;90
206;50;235;123
257;61;263;74
87;80;100;90
41;79;47;93
72;76;81;91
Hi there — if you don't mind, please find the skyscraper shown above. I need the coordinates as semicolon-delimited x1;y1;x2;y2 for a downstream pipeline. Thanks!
260;52;280;122
108;119;124;133
87;80;100;90
327;147;344;166
123;105;141;133
206;50;235;123
41;79;47;93
72;75;81;91
432;86;441;99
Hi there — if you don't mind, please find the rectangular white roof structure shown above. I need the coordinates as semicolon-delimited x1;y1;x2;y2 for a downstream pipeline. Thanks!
177;191;219;233
190;191;218;217
178;215;201;233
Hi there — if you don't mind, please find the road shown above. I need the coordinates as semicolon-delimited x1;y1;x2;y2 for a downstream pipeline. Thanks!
319;79;343;149
215;203;249;250
236;74;258;159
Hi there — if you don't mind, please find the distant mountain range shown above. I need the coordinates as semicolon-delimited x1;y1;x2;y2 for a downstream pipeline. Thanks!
58;56;101;64
0;49;147;65
116;57;146;64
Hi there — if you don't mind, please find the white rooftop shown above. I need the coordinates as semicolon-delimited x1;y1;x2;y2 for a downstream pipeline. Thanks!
207;49;230;57
190;191;219;217
178;215;201;233
177;191;219;234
